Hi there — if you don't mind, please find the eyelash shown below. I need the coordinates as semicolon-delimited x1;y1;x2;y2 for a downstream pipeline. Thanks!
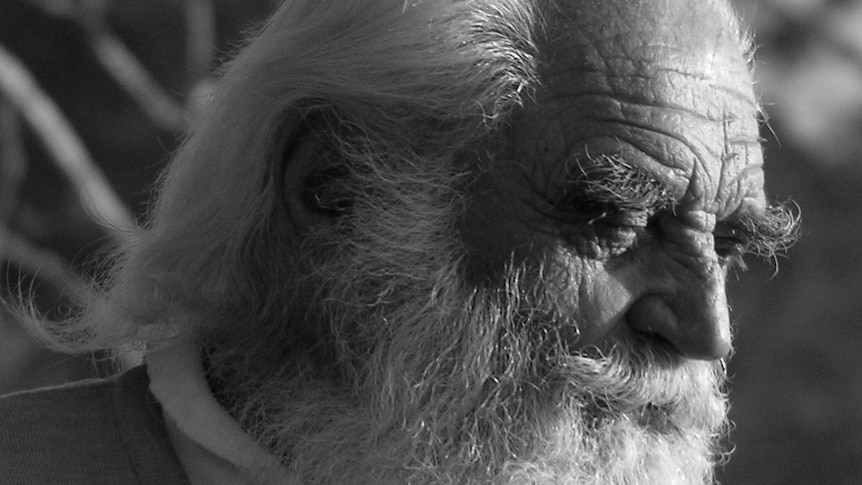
713;225;758;271
545;184;795;270
549;189;660;224
549;207;655;259
555;200;758;269
714;237;748;270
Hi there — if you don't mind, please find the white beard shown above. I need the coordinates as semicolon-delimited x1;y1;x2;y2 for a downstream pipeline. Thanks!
203;158;729;484
207;330;727;485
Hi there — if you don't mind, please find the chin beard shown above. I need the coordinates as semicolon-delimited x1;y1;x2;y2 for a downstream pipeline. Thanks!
205;319;727;485
202;158;729;484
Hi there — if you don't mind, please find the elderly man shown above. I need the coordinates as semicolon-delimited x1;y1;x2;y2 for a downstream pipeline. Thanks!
0;0;798;483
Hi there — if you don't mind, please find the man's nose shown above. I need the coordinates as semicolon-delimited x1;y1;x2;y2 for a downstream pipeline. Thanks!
626;260;731;361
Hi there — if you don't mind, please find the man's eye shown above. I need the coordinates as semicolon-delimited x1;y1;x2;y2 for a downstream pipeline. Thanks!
586;210;654;239
546;190;656;257
714;226;749;268
565;203;650;228
714;236;745;258
573;211;653;257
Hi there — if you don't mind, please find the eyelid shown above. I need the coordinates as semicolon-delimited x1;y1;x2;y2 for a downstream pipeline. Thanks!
725;203;801;259
548;193;662;230
714;222;748;242
595;209;653;228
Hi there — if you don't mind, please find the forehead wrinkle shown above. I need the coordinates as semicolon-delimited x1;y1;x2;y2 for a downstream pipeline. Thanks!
682;134;759;215
516;100;765;219
535;0;755;108
536;70;756;127
561;78;761;206
513;0;764;219
711;114;765;215
548;100;704;193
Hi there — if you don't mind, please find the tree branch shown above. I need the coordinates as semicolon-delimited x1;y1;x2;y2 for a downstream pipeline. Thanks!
0;44;135;238
84;26;189;131
184;0;217;77
18;0;189;132
0;223;87;299
0;97;27;222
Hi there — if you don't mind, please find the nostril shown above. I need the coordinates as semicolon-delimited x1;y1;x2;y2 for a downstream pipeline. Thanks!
627;295;677;339
629;323;674;349
629;331;685;367
626;295;731;361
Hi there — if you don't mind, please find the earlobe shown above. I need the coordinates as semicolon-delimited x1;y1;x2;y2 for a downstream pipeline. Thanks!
281;117;351;230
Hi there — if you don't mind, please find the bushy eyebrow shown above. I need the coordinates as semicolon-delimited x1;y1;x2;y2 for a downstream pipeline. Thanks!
726;202;801;260
552;154;675;217
554;154;801;258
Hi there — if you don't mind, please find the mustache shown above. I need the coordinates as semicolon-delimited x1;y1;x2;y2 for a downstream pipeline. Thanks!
548;336;727;434
305;237;728;423
202;195;728;484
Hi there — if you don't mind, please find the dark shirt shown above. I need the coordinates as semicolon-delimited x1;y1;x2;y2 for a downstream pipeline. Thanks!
0;366;188;484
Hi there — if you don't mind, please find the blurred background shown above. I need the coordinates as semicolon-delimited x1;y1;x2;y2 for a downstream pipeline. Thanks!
0;1;858;483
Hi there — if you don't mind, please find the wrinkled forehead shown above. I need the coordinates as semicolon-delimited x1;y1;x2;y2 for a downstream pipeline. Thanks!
513;0;766;217
541;0;745;62
539;0;751;103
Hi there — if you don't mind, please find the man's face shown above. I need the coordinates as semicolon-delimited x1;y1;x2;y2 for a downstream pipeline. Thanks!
207;1;796;483
460;0;767;359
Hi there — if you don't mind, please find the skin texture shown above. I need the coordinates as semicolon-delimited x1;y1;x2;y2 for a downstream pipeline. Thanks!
22;0;799;483
197;2;775;483
460;0;764;360
103;0;796;483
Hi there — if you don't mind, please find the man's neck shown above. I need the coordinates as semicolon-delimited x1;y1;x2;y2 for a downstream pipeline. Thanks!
145;338;298;484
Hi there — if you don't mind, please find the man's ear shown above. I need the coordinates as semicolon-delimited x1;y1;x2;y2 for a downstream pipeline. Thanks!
281;117;352;230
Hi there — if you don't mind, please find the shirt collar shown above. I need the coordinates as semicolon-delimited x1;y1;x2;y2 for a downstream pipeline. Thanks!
145;338;296;484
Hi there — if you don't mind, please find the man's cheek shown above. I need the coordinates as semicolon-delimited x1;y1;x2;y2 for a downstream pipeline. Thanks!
537;249;635;350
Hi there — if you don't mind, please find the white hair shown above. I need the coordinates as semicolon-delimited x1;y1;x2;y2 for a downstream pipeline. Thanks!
22;1;746;482
34;0;542;353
